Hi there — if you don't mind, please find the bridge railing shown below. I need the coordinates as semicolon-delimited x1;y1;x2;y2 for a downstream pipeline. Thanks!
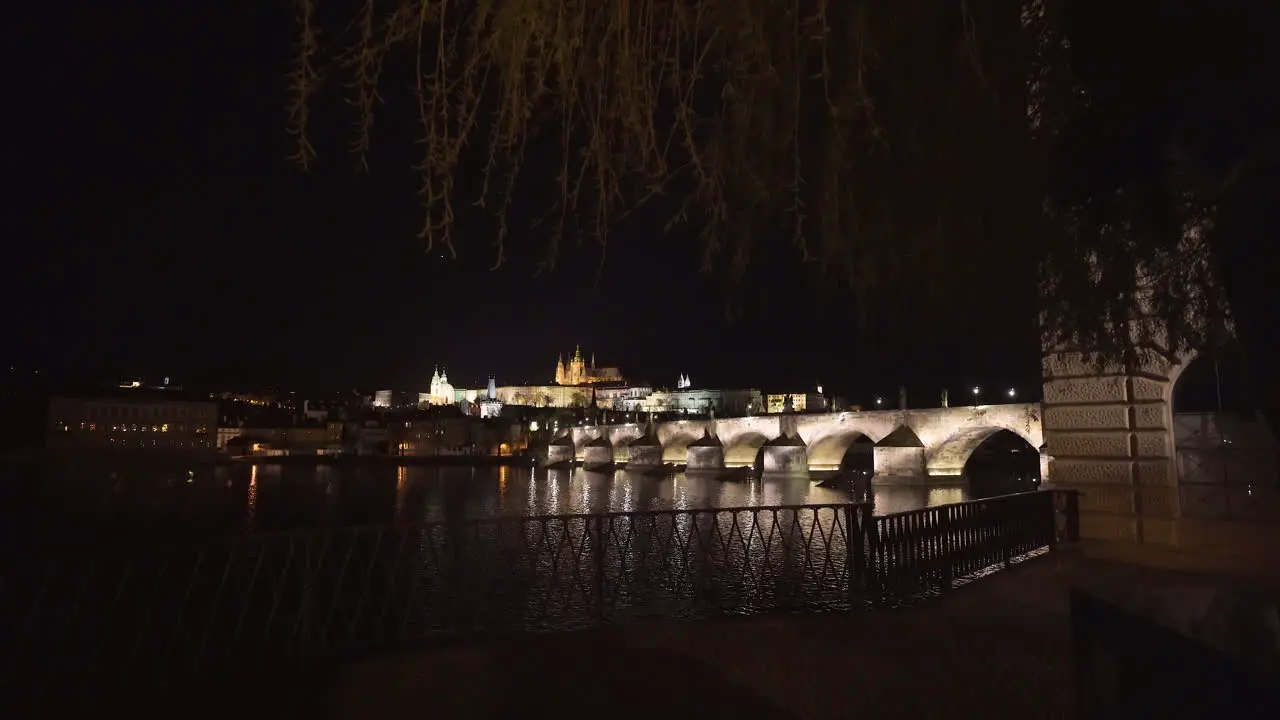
3;492;1077;716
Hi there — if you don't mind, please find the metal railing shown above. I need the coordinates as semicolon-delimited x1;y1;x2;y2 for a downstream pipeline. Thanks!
3;491;1077;716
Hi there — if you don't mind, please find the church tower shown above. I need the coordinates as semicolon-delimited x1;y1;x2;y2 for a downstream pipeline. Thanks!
554;354;566;385
570;345;585;386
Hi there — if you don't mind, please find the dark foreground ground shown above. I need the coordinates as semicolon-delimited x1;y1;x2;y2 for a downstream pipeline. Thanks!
69;541;1278;720
323;554;1081;719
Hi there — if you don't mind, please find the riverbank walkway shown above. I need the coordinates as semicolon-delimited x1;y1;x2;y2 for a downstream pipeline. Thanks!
291;541;1271;720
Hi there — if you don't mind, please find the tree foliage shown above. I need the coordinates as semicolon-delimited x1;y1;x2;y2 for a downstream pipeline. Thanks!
289;0;1272;365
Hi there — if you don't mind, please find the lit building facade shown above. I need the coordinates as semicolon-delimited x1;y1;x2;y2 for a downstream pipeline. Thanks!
639;388;762;416
595;384;654;411
48;395;218;452
495;384;591;408
766;390;829;414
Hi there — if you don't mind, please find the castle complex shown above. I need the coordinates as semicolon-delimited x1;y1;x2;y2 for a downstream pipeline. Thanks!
554;346;624;386
397;347;764;416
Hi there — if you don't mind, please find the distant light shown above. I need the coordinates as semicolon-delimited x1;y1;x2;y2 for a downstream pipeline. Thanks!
1007;388;1016;398
875;397;883;406
972;386;980;395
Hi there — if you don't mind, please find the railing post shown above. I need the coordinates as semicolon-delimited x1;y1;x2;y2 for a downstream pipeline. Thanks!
844;504;867;606
940;506;953;590
1002;498;1013;569
859;504;879;602
592;515;606;621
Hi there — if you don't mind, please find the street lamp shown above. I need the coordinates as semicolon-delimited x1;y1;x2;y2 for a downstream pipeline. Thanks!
971;387;981;405
875;397;883;407
1007;388;1016;399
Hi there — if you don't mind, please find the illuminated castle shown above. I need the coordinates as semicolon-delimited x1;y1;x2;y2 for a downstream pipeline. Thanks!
554;346;624;386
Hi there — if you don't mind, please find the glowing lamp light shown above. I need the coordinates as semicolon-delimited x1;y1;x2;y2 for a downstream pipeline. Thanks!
529;420;539;432
972;386;980;395
1007;388;1016;398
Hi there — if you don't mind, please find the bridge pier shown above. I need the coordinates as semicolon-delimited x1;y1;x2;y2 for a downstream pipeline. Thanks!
546;434;576;466
761;433;807;474
582;436;614;470
686;431;725;471
626;434;664;469
873;446;925;476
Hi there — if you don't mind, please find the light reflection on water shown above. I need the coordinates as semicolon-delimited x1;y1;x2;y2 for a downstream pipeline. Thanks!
23;462;1038;544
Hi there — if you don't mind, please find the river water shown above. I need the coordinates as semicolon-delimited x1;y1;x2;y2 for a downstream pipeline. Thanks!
5;458;1043;700
11;459;1036;547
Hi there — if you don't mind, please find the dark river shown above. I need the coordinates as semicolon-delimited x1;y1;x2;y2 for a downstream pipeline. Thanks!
7;458;1038;548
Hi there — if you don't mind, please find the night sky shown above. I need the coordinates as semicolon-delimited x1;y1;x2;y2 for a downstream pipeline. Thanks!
8;4;1077;400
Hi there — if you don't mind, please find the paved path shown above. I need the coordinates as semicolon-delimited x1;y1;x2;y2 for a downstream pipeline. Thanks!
115;543;1279;719
323;554;1080;719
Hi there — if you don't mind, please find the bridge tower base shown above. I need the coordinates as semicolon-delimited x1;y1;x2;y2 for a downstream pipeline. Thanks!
1040;348;1188;546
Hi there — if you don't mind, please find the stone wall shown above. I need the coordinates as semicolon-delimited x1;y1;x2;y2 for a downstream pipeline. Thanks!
874;447;926;477
1040;350;1190;545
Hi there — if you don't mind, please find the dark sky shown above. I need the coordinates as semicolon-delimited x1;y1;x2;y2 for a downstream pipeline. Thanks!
9;3;1045;402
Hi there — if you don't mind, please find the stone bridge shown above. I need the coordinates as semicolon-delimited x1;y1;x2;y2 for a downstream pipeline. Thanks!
548;403;1044;478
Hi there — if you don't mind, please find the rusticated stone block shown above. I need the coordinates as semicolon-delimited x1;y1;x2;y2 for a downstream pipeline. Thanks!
1129;377;1169;402
1076;486;1135;514
1044;405;1130;431
1079;512;1139;542
1133;430;1171;459
1042;352;1126;379
1126;317;1172;351
1043;376;1129;405
1052;458;1134;485
1133;347;1184;378
1048;431;1131;458
1136;459;1177;487
1137;485;1179;518
1132;403;1171;430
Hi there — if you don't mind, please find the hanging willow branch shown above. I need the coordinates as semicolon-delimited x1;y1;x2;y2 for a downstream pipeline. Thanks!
289;0;1233;364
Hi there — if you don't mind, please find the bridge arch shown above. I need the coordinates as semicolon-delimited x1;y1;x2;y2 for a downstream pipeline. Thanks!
806;431;873;471
926;425;1040;477
660;433;700;463
724;432;770;468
